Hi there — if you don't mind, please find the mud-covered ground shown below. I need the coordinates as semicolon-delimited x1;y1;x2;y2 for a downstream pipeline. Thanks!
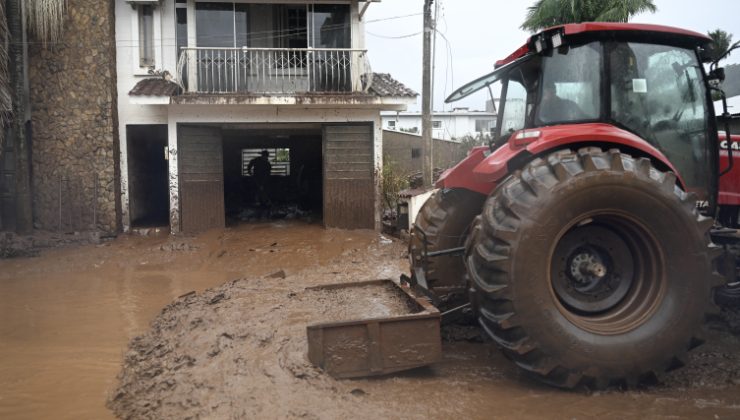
2;221;740;419
109;225;740;420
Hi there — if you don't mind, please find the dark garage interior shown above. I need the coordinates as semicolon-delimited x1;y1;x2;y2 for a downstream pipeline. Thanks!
127;125;169;228
222;127;323;225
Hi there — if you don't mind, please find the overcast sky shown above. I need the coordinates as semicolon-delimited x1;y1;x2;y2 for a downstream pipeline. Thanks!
364;0;740;112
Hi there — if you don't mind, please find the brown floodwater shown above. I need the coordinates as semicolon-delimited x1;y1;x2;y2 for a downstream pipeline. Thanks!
0;221;378;419
2;221;740;419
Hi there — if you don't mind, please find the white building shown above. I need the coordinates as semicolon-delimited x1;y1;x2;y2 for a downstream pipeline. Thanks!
714;94;740;116
115;0;416;233
381;108;496;141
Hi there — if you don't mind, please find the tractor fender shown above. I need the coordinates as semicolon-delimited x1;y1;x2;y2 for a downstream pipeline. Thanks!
436;123;684;196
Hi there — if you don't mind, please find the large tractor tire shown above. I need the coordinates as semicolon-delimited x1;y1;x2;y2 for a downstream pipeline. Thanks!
409;188;486;301
466;148;723;389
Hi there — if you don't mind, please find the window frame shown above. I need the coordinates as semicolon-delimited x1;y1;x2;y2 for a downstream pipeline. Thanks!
132;4;163;75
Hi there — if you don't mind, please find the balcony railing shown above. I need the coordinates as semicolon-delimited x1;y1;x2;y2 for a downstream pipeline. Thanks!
176;47;372;95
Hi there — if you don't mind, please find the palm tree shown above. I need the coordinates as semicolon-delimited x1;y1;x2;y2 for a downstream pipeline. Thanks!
0;3;11;160
708;29;740;63
0;0;66;233
521;0;657;32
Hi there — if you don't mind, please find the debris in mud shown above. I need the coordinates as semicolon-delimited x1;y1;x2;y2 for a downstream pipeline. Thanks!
158;241;199;252
266;269;287;279
0;230;106;258
441;324;485;343
237;204;312;222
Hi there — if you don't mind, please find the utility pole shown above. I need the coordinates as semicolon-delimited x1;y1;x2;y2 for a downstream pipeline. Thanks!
421;0;433;187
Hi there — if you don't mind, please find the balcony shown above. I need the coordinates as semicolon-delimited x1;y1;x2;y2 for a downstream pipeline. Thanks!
176;47;372;95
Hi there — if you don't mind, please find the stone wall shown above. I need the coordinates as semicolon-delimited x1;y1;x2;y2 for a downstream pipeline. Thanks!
27;0;120;233
382;129;467;176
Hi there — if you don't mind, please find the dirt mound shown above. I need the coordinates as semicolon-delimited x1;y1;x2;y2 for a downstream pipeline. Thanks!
108;241;412;420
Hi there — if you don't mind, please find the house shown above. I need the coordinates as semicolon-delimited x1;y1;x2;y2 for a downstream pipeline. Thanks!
381;107;496;141
116;0;416;233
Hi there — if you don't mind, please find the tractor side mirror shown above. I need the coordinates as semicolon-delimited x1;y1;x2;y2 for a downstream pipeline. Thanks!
709;67;726;84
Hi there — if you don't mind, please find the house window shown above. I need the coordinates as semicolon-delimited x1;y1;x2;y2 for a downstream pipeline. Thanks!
138;5;155;68
195;2;248;48
411;148;421;159
432;120;442;129
388;120;396;128
176;3;187;53
310;5;350;48
242;148;291;177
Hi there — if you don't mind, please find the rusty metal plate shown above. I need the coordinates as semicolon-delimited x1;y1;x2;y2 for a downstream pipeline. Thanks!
306;279;441;378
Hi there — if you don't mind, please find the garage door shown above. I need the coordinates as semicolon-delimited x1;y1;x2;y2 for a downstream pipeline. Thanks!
178;126;225;233
323;125;375;229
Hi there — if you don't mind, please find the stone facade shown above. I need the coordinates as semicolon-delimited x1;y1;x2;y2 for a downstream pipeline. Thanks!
27;0;120;233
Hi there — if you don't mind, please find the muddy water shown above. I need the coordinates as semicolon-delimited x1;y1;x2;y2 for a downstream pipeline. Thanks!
2;221;740;419
0;222;378;420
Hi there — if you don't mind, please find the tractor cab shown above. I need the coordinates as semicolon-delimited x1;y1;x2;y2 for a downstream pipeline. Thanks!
446;23;719;209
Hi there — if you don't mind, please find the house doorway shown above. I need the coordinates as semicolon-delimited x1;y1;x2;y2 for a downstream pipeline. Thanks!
127;125;169;228
175;122;375;234
222;126;323;225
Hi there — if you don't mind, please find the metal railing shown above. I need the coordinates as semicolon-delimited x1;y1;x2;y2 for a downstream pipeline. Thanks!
176;47;372;94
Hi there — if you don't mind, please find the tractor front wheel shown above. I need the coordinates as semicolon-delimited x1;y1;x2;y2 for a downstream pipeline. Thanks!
409;188;485;303
466;148;721;388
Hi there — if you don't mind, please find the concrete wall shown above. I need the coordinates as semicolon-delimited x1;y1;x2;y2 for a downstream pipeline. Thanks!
27;0;120;233
382;130;466;175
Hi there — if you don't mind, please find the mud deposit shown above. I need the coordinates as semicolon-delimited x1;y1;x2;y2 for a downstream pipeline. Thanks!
305;282;421;322
3;221;740;420
110;260;740;419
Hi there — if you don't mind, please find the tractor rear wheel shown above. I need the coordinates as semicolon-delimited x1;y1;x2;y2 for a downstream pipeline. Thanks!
409;188;485;302
466;148;722;389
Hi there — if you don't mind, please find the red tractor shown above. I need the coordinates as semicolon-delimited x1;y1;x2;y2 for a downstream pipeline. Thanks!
407;22;739;389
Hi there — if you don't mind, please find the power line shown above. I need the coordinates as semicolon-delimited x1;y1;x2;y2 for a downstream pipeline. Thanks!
365;12;422;24
366;31;422;40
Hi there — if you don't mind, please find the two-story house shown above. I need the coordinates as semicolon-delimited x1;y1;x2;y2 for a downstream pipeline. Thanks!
116;0;416;233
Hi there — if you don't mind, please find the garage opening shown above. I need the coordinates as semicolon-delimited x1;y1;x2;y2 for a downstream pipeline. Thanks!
222;127;323;225
127;125;169;227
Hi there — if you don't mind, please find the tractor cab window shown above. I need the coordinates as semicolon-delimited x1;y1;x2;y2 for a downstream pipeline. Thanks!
497;58;541;141
535;43;602;125
608;42;710;190
500;79;528;135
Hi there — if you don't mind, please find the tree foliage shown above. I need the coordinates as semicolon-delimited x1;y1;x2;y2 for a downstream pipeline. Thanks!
708;29;740;64
0;3;10;155
381;157;409;213
521;0;657;32
25;0;67;47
